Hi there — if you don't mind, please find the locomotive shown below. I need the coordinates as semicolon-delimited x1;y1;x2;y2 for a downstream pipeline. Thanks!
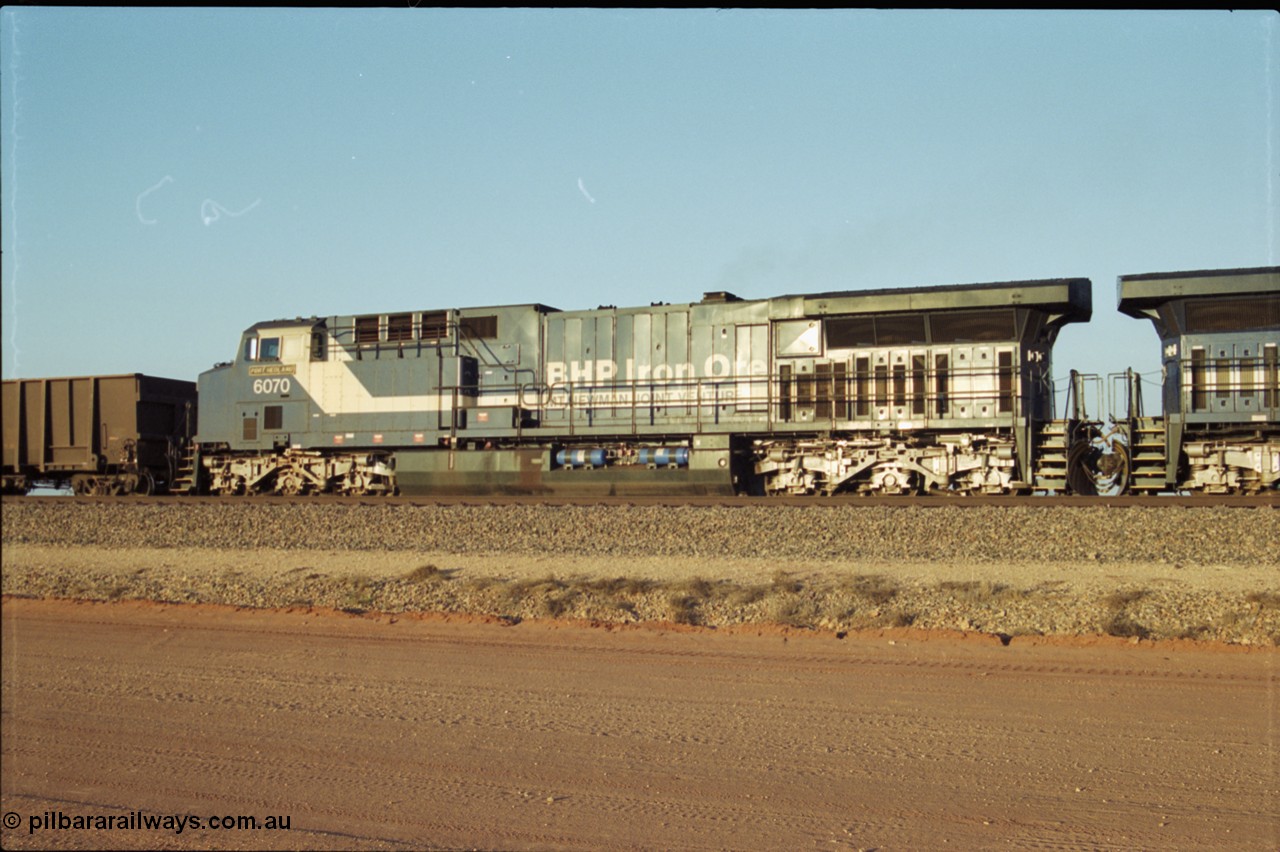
1117;267;1279;494
3;265;1277;497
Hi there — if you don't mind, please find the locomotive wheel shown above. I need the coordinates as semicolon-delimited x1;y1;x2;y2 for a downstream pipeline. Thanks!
212;475;248;497
1;476;31;496
134;471;156;496
277;469;307;496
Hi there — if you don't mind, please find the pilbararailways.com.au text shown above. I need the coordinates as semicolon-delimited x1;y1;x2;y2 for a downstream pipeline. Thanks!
5;809;291;835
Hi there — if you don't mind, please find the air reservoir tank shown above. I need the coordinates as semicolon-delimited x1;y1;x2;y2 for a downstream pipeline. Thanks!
637;447;690;468
555;448;607;468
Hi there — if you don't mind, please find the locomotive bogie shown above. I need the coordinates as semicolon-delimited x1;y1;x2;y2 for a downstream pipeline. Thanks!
200;448;396;496
1181;440;1280;494
751;432;1022;496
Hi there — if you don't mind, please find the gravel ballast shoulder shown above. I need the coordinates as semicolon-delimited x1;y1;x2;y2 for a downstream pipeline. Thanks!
3;501;1276;564
3;501;1277;645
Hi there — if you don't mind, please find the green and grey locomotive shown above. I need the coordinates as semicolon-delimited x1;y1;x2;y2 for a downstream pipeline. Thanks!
4;266;1275;497
187;276;1095;496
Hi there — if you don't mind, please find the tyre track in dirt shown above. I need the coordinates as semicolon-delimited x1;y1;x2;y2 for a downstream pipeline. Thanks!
3;599;1276;851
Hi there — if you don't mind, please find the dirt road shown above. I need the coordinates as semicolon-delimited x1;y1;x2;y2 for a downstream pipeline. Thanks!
2;598;1277;850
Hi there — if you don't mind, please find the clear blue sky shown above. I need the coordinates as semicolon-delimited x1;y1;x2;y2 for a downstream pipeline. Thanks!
3;9;1276;414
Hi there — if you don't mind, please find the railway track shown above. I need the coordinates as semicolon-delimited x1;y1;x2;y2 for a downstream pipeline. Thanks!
4;492;1276;508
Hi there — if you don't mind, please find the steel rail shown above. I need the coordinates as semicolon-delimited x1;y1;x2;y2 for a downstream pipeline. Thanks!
4;493;1276;509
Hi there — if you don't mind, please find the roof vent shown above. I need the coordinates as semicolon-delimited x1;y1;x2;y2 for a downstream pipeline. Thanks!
702;291;743;303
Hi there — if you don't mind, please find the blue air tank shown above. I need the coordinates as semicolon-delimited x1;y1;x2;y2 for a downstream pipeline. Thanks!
637;447;690;467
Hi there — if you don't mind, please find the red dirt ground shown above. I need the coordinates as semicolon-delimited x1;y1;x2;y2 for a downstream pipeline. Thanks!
2;597;1277;850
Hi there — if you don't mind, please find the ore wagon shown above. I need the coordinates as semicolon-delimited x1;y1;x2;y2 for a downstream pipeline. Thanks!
1;374;196;494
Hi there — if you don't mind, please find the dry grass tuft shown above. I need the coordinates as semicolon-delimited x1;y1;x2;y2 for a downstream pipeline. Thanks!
1173;624;1212;641
1098;587;1152;639
1244;590;1280;610
937;579;1010;602
1101;589;1148;610
841;574;899;605
728;584;768;606
1102;612;1150;639
404;564;454;584
766;594;821;628
501;575;569;613
665;593;702;625
582;576;657;596
338;575;378;611
672;576;714;599
770;570;803;594
885;610;917;628
538;591;578;619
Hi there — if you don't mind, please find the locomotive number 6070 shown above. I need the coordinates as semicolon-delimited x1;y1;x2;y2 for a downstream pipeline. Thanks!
252;377;291;395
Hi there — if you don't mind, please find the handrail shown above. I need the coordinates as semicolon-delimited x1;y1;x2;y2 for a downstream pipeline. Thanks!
463;361;1032;439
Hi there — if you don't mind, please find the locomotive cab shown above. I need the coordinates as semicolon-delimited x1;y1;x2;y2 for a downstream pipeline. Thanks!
193;318;402;496
196;319;322;453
